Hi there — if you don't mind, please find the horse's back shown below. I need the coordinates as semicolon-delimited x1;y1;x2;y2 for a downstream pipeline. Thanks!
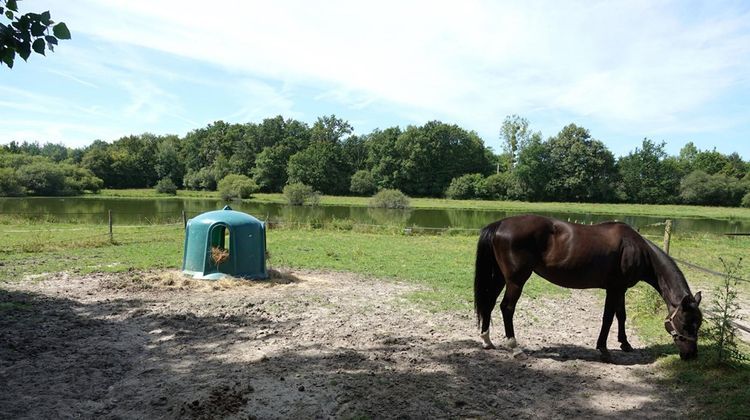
487;215;645;289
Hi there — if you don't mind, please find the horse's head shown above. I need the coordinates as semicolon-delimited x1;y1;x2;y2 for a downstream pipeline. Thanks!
665;292;703;360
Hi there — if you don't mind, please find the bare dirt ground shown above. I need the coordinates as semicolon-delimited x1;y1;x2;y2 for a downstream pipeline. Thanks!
0;269;691;419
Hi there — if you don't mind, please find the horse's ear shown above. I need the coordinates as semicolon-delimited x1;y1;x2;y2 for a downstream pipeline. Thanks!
694;291;702;306
681;294;693;309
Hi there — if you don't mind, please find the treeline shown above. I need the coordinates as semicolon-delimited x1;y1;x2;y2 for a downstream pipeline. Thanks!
1;115;749;207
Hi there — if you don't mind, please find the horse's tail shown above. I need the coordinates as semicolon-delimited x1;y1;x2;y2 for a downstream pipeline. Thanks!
474;221;504;330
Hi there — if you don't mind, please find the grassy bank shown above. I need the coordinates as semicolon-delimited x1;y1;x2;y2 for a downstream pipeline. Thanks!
93;189;750;220
0;219;748;418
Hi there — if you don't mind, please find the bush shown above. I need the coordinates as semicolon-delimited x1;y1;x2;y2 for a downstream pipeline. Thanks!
680;170;742;206
483;172;513;199
705;257;747;366
61;165;102;194
0;167;25;196
15;161;67;195
155;177;178;195
741;192;750;208
218;174;258;201
183;168;217;191
283;182;319;206
445;173;485;199
350;170;377;195
369;189;411;209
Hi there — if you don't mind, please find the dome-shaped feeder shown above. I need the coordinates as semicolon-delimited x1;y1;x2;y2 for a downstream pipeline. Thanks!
182;205;268;280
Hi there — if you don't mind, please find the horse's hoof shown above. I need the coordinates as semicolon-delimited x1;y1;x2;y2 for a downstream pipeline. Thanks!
480;331;495;349
504;337;518;349
512;348;527;359
620;342;634;352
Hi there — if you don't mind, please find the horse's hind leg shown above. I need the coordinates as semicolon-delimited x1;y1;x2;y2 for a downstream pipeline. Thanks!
596;290;624;361
479;280;504;349
499;273;529;353
616;299;634;352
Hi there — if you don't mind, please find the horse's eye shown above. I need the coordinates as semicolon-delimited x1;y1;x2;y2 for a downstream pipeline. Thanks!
678;336;686;342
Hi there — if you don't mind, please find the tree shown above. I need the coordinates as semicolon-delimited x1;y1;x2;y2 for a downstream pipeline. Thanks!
350;169;376;195
545;124;617;202
499;115;533;172
252;144;294;192
511;133;549;201
310;114;353;144
617;139;681;204
366;127;403;190
389;121;492;197
287;141;350;195
1;0;70;68
155;135;184;187
694;148;729;175
515;125;616;202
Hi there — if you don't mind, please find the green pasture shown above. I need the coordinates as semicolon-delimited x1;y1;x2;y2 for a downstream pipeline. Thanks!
0;217;748;418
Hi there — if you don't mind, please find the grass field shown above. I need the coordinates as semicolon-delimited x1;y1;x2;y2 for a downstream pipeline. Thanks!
0;217;748;418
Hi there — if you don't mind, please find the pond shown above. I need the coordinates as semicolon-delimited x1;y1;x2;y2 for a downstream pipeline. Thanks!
1;196;749;236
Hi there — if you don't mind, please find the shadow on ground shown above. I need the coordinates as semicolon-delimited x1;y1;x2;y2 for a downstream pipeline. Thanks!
0;285;682;419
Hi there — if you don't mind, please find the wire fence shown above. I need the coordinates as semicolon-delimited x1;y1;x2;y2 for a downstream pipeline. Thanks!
1;210;748;281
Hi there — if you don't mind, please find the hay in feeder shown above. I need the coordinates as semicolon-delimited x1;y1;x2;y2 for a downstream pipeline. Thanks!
211;246;230;265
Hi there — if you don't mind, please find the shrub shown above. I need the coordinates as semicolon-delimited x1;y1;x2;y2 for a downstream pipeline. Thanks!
59;165;102;194
369;189;411;209
155;177;178;195
445;173;485;199
680;170;739;206
705;257;747;366
0;167;25;196
218;174;258;201
183;168;217;191
742;192;750;208
283;182;319;206
483;172;513;199
350;170;377;195
15;161;67;195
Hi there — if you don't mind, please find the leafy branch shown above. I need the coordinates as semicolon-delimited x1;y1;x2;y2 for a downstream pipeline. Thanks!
0;0;70;68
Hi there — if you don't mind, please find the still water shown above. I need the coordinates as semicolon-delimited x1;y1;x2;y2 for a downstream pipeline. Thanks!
1;196;749;235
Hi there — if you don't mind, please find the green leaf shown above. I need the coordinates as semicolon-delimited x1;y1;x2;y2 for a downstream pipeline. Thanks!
41;11;51;25
1;47;15;68
6;0;18;12
18;41;30;60
32;38;45;55
6;11;13;19
31;21;45;37
45;35;57;45
52;22;70;40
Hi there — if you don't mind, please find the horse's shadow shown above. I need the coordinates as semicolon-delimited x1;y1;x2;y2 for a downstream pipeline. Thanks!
527;343;677;365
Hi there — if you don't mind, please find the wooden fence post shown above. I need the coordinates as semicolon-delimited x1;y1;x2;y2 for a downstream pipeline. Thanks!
663;219;672;254
182;210;187;229
108;210;113;242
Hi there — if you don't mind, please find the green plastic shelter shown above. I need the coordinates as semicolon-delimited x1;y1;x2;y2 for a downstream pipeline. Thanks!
182;205;268;280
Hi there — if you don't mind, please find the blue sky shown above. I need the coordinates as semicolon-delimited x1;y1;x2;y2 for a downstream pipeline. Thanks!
3;0;750;159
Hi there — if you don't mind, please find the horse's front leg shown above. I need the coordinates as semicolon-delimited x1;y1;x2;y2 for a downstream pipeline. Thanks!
596;290;624;362
616;298;634;352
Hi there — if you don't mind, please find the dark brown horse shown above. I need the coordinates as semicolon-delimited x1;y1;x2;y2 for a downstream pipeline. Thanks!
474;215;703;361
